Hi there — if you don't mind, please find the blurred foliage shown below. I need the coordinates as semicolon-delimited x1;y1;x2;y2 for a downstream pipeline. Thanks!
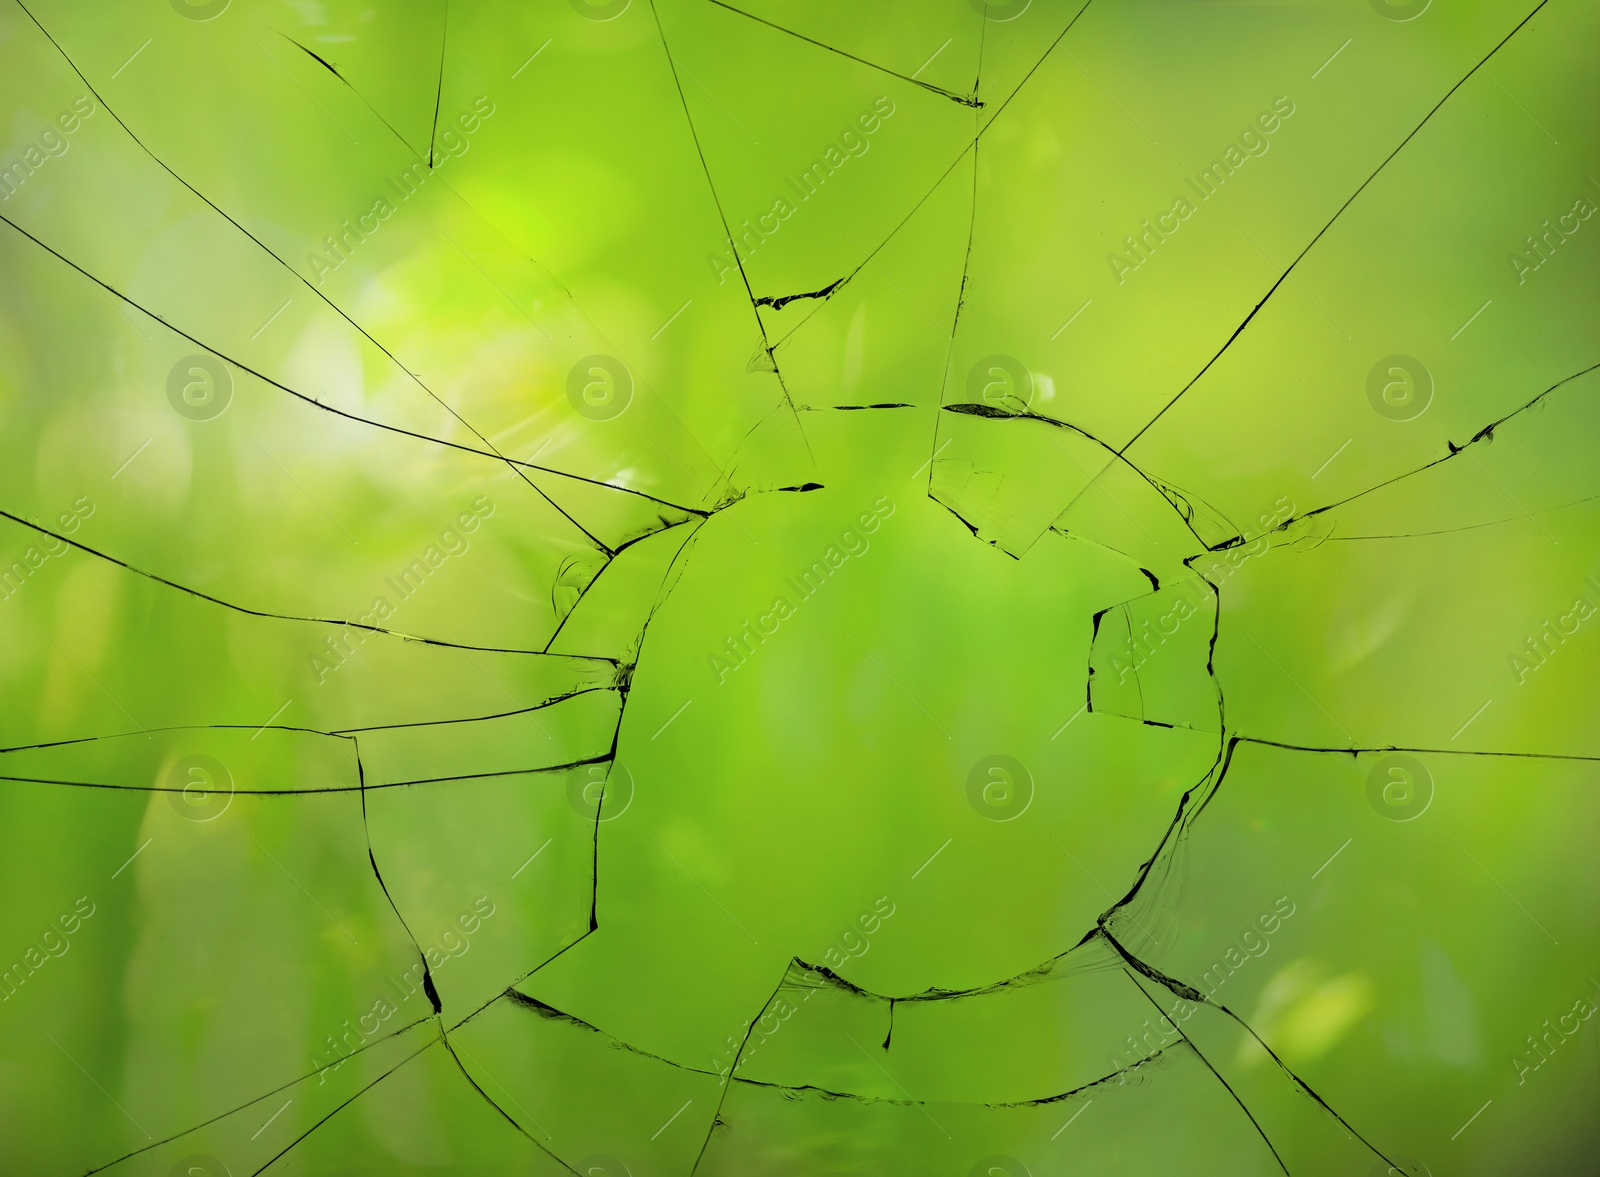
0;0;1596;1174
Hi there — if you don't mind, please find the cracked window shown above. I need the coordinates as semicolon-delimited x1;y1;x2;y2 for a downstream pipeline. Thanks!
1;0;1595;1174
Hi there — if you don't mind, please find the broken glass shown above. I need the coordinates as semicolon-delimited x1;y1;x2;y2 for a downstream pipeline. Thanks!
0;0;1595;1173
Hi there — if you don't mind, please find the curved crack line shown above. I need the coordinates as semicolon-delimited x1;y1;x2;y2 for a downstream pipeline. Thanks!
352;737;444;1022
703;402;819;507
0;687;616;756
12;6;1139;1170
90;971;1165;1177
910;15;993;517
1323;487;1600;541
248;1029;442;1175
1118;947;1405;1173
21;9;1557;1167
687;968;793;1174
436;1026;582;1174
0;753;615;798
588;727;622;935
767;0;1099;349
1081;575;1232;966
468;929;599;1031
502;988;720;1074
505;982;1177;1108
426;0;450;169
1081;561;1230;871
702;0;983;107
1122;969;1290;1176
271;33;445;163
269;25;737;513
46;444;1231;1162
918;76;988;503
1097;727;1232;918
669;927;1092;1011
1235;733;1600;764
0;209;703;522
1269;360;1600;540
578;514;719;933
1096;658;1565;1167
1117;0;1555;455
938;404;1232;552
1085;566;1228;737
644;0;814;463
331;687;616;733
67;550;1218;1171
525;562;1233;1026
11;1;618;558
67;715;598;1175
79;1017;436;1175
439;519;721;1058
541;516;704;655
0;506;612;662
1145;474;1247;549
0;723;345;756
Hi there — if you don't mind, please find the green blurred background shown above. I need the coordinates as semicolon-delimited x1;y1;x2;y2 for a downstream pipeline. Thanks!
0;0;1595;1173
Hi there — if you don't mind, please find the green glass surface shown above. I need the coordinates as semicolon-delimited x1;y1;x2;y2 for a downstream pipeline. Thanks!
0;0;1596;1173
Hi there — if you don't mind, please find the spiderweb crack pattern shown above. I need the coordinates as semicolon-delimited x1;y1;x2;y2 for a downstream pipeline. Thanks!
0;0;1595;1173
